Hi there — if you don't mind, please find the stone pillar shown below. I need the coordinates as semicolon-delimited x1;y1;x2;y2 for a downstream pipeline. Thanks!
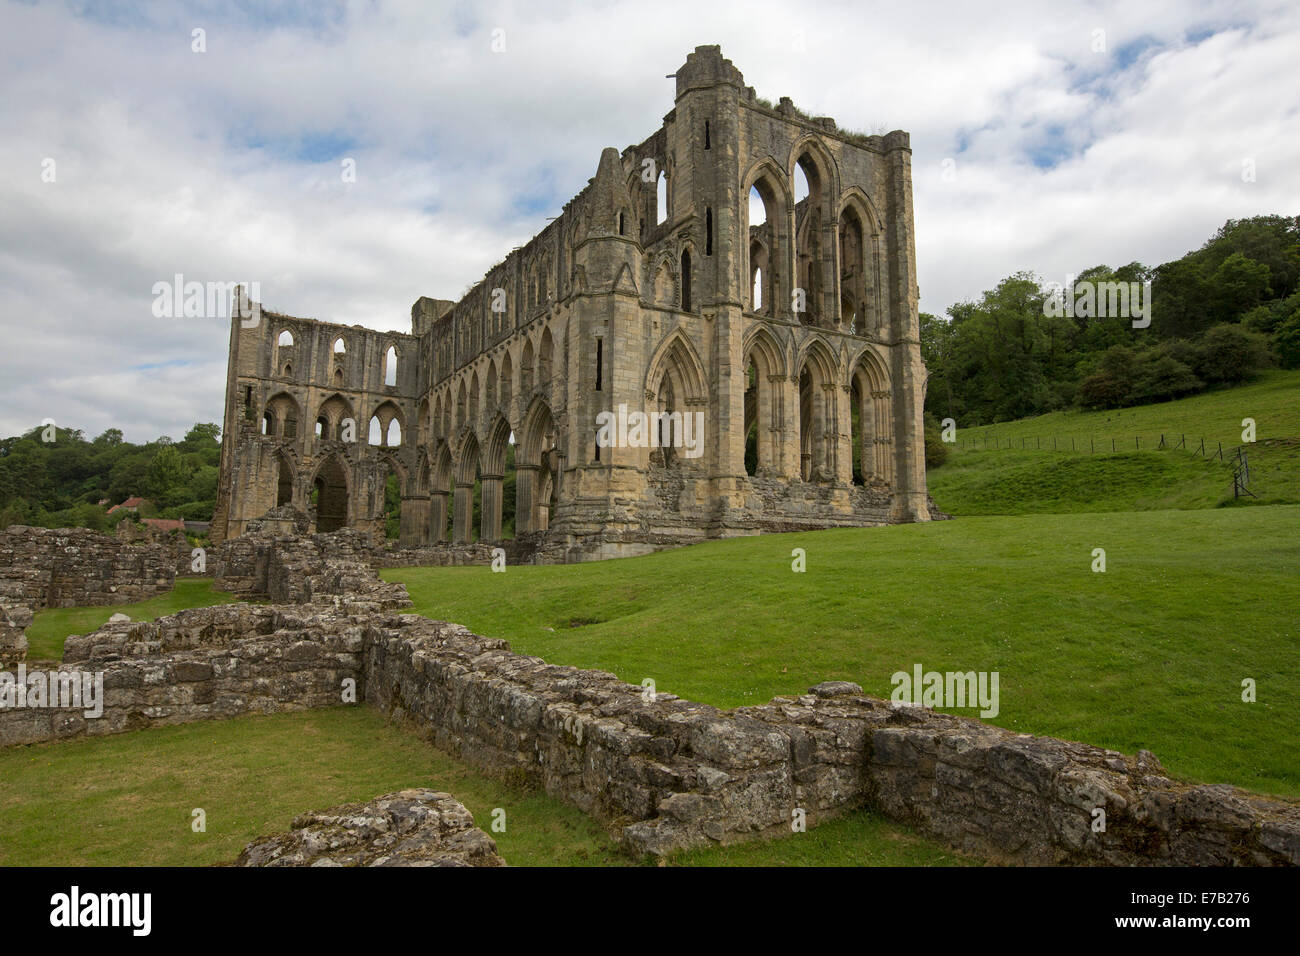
782;373;801;480
515;464;538;534
452;481;474;543
401;494;429;547
479;474;503;541
431;491;449;542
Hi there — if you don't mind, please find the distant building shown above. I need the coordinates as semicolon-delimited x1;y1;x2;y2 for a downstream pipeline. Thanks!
108;496;149;514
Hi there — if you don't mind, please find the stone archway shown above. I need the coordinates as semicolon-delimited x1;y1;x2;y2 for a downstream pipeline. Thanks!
312;456;349;532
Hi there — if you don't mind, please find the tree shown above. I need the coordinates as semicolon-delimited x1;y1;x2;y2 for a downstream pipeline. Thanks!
183;423;221;445
146;445;191;505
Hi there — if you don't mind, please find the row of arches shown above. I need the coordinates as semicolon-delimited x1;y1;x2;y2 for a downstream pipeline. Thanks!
744;138;885;335
425;324;558;450
271;330;401;388
259;392;409;449
742;329;894;485
419;399;560;543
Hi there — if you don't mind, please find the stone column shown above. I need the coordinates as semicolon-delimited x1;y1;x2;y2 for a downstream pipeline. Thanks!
479;474;503;541
452;481;474;543
515;463;538;534
431;491;449;542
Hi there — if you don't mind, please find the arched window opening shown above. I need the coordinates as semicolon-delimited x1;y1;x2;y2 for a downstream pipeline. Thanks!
387;419;402;446
793;153;824;326
262;411;273;436
333;337;346;354
752;265;763;311
282;363;292;377
315;417;327;438
680;250;692;312
277;330;294;347
368;416;382;446
851;378;865;484
333;368;343;386
618;211;625;235
749;185;767;226
794;164;810;204
384;346;398;387
276;457;293;507
744;358;759;477
656;170;668;225
839;205;869;334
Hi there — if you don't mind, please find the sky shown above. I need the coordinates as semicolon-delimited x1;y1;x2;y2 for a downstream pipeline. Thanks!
1;0;1296;443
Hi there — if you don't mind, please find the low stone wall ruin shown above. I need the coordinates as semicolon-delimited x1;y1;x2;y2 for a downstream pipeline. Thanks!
0;526;175;611
4;591;1296;866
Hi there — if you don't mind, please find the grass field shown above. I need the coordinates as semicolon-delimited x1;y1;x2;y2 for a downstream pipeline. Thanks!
0;707;971;867
24;578;240;660
954;369;1300;449
385;506;1300;799
927;370;1300;516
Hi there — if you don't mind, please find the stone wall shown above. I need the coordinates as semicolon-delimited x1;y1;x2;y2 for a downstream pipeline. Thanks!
363;619;1300;866
3;592;1296;866
0;604;32;668
0;604;364;747
213;526;409;609
0;526;176;611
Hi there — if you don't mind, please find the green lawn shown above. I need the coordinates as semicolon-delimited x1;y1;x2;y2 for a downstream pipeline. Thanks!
0;707;970;867
24;578;240;660
384;506;1300;799
953;368;1300;449
928;370;1300;516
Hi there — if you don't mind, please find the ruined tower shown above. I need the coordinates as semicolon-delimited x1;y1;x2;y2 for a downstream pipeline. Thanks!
212;46;934;558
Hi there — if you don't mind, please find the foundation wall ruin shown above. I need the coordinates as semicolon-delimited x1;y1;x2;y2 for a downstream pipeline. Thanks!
4;588;1296;866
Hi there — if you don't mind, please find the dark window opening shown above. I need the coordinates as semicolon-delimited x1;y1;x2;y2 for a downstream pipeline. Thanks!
680;251;692;312
618;212;625;235
705;208;713;256
704;120;710;149
595;338;603;391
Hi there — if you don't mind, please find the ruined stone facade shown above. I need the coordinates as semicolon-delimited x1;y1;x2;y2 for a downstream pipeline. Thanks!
213;46;933;559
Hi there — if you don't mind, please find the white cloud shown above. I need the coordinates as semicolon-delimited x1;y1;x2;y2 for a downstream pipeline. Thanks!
0;0;1296;441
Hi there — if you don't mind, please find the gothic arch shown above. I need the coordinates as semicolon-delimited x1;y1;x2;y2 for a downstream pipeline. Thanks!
310;453;350;533
644;328;708;406
849;346;894;485
742;326;787;477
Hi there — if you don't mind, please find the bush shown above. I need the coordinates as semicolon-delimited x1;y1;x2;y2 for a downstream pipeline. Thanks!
1271;310;1300;369
1193;324;1272;384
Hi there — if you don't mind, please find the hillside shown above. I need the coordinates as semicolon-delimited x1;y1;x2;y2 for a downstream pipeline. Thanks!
928;369;1300;515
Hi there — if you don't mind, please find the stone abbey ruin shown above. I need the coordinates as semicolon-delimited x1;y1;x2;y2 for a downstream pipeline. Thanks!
212;46;936;559
7;48;1295;869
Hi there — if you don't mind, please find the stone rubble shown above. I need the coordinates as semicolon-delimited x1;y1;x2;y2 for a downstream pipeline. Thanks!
234;789;505;867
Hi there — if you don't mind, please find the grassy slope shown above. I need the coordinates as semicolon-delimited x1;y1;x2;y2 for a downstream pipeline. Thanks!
0;707;969;867
929;370;1300;515
25;578;240;660
385;506;1300;798
955;369;1300;448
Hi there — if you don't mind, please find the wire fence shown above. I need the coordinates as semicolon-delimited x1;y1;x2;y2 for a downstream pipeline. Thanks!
954;433;1231;460
951;433;1268;498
